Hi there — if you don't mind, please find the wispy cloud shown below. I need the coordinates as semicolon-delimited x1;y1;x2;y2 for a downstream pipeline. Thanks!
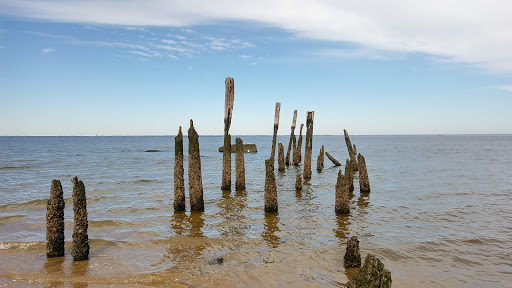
314;47;392;60
496;85;512;93
240;55;252;59
207;36;254;51
41;48;56;54
129;50;151;57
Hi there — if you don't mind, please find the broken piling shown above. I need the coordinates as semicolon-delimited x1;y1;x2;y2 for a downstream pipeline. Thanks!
71;176;89;261
303;111;314;180
344;236;361;268
293;124;304;166
264;159;278;212
358;153;370;193
295;174;302;191
46;179;65;258
349;254;392;288
335;171;350;213
344;129;358;171
270;102;281;163
278;143;285;172
325;151;341;166
221;77;234;190
285;110;297;166
188;120;204;211
317;145;324;172
235;137;246;190
174;127;185;211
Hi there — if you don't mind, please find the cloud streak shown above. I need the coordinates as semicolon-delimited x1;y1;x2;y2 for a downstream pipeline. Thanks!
41;48;56;54
3;1;511;72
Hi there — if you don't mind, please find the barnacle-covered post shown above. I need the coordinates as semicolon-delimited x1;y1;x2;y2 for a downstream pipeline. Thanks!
285;110;297;166
71;176;89;261
174;127;185;211
221;77;235;190
188;120;204;211
235;137;246;190
264;159;278;212
303;111;314;180
293;124;304;166
278;143;285;172
46;179;65;258
358;153;370;193
270;102;281;163
317;145;324;172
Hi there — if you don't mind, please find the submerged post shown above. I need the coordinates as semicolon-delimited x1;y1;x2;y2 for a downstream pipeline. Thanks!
349;254;392;288
335;171;350;213
295;174;302;191
317;145;325;172
221;77;235;190
358;153;370;193
325;151;342;166
285;110;297;166
293;124;304;166
174;127;185;211
278;143;285;172
71;177;89;261
344;129;358;171
264;159;278;212
303;111;314;180
270;102;281;163
345;159;354;193
46;179;65;258
188;120;204;211
235;137;246;190
344;236;361;268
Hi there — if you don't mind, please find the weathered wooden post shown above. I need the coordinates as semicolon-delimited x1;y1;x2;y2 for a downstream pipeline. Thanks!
344;236;361;268
349;254;392;288
278;143;285;172
71;176;89;261
345;159;354;193
285;110;297;166
270;102;281;163
264;159;278;212
325;151;342;166
295;174;302;191
317;145;324;172
235;137;245;190
335;171;350;213
303;112;314;180
293;124;304;166
188;120;204;211
46;179;65;258
222;77;235;190
174;126;185;211
358;153;370;193
344;129;358;171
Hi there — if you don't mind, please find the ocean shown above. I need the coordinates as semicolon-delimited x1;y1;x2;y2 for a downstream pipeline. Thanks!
1;135;511;287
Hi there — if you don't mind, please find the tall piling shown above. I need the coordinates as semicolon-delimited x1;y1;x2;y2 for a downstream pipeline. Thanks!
303;111;314;180
174;127;185;211
345;159;354;193
358;153;370;193
285;110;297;166
270;102;281;163
317;145;325;172
221;77;235;190
235;137;246;190
46;179;65;258
188;120;204;211
335;171;350;213
278;143;285;172
264;159;278;212
344;129;358;171
71;176;89;261
293;124;304;166
325;151;342;166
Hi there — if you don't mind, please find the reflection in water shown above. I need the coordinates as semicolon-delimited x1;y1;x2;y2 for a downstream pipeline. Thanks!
188;211;205;238
262;212;280;248
334;213;350;240
171;211;187;236
71;259;89;288
357;193;370;217
218;189;248;239
43;256;64;288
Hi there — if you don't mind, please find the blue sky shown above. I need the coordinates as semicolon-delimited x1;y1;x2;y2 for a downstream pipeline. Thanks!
1;1;511;136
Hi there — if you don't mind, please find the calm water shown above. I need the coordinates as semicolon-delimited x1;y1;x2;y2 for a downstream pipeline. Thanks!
0;135;511;287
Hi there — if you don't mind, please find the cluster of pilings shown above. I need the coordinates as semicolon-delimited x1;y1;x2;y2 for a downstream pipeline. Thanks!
46;177;89;261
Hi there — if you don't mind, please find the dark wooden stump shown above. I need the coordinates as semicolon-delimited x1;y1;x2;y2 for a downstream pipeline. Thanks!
345;159;354;193
344;236;361;268
358;153;370;193
71;177;89;261
317;145;324;172
335;171;350;213
293;124;304;166
303;111;314;180
222;77;234;190
295;174;302;191
264;159;278;212
46;179;65;258
325;151;341;166
174;127;185;211
285;110;297;166
344;129;358;171
349;254;392;288
235;137;246;190
221;134;231;190
270;102;281;164
188;120;204;211
278;143;285;172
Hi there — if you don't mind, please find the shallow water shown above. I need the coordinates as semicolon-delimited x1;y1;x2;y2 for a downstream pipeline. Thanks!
1;135;511;287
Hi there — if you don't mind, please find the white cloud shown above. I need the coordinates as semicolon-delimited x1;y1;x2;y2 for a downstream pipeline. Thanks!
41;48;56;54
130;50;151;57
4;1;512;72
168;54;177;59
497;85;512;93
240;55;252;59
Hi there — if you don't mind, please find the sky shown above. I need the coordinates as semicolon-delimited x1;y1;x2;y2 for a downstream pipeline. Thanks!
1;0;511;136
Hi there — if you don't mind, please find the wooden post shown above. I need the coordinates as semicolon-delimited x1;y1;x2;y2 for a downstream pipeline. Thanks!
344;236;361;268
222;77;234;190
46;179;65;258
278;143;285;172
285;110;297;165
174;126;185;211
71;176;89;261
188;120;204;211
358;153;370;193
293;124;304;166
344;129;358;171
264;159;278;212
295;174;302;191
317;145;324;172
303;111;314;180
350;254;392;288
325;152;342;166
345;159;354;192
235;137;246;190
335;171;350;213
270;102;281;163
